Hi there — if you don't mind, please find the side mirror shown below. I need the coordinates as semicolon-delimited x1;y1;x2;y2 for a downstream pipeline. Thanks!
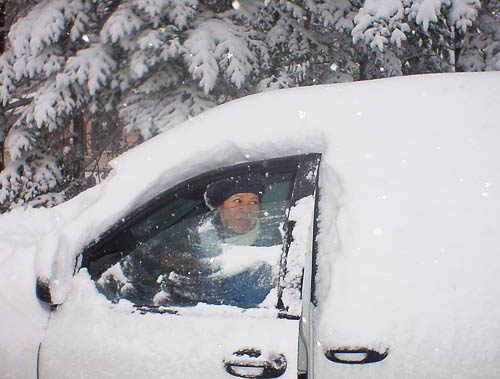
36;277;55;305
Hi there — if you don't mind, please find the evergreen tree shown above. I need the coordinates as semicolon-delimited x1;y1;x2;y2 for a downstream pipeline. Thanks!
0;0;498;211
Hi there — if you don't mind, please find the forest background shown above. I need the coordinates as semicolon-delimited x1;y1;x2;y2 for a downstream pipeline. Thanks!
0;0;498;212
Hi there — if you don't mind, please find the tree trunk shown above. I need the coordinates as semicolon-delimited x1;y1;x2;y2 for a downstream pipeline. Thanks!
71;113;86;180
0;113;7;172
454;28;464;72
0;2;6;53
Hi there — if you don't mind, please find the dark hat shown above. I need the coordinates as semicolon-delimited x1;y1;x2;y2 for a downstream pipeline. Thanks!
204;173;266;210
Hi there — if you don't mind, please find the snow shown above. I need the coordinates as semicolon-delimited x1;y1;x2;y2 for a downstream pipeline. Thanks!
97;262;131;289
33;83;58;128
312;74;500;377
352;0;481;51
8;0;87;76
59;45;117;96
213;244;281;277
0;54;15;105
281;195;316;315
166;0;197;30
100;4;144;44
184;19;256;94
0;208;56;378
412;0;442;31
449;0;480;33
1;72;500;378
353;0;408;51
39;269;299;379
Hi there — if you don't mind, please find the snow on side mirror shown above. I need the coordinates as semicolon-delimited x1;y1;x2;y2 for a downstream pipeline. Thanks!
36;277;55;305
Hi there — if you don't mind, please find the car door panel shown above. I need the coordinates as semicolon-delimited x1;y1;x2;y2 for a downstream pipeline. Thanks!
37;155;321;379
39;273;299;379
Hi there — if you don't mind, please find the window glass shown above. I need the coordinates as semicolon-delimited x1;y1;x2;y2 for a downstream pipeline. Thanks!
95;201;288;308
86;160;300;309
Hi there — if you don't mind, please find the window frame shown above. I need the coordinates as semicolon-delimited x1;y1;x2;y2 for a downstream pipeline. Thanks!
80;153;322;314
277;153;322;318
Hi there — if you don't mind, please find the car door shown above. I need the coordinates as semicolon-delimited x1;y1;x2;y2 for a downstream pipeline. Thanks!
37;154;320;379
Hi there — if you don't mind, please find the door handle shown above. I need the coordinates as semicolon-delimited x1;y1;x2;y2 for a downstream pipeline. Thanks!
325;347;388;365
224;349;287;378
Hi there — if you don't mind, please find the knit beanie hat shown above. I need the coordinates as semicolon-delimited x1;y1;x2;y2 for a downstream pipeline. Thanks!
204;173;266;210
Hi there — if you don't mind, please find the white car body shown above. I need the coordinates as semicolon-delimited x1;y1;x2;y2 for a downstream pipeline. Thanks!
1;72;500;379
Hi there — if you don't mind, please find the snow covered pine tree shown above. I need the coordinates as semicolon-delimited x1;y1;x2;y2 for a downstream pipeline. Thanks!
0;0;498;211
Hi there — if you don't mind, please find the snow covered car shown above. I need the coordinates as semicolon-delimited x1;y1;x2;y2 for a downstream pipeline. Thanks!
2;72;500;379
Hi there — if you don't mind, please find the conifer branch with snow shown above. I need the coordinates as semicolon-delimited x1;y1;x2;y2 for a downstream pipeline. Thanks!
0;0;498;212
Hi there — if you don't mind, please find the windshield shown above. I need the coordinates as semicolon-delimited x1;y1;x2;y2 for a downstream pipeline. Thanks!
95;201;288;309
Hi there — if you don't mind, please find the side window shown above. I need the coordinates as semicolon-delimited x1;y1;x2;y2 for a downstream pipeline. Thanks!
83;156;305;310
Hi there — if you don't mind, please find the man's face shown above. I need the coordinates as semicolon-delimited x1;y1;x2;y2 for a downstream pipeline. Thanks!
218;192;260;234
